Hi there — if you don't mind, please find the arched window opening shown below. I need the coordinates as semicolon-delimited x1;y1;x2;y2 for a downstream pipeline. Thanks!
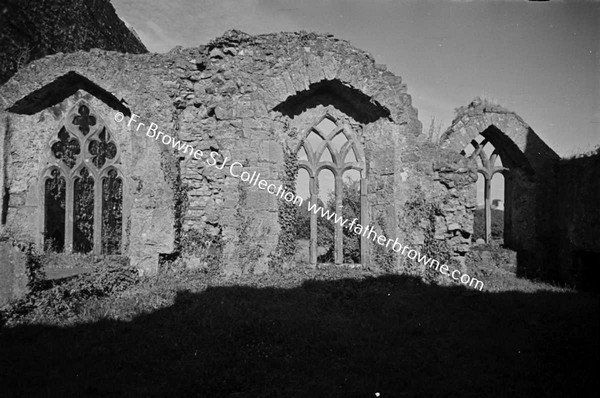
490;173;505;241
342;170;361;263
44;168;66;252
294;114;366;265
73;167;95;253
42;102;123;255
473;172;486;242
317;169;335;262
294;168;311;262
463;134;508;244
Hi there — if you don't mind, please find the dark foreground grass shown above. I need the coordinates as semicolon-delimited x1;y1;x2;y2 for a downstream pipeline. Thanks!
0;271;598;397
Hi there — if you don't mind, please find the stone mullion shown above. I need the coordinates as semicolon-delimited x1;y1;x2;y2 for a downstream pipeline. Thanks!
484;176;492;243
93;174;103;255
309;173;317;266
64;177;74;253
334;170;343;264
360;178;368;266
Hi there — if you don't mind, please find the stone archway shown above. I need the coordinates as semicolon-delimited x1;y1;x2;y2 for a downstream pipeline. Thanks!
440;98;560;276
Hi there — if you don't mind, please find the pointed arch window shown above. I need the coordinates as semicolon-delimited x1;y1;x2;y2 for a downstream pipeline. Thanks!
295;114;367;265
41;102;124;254
461;135;508;243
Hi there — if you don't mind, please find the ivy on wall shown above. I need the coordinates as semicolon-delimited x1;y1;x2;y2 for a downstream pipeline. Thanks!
273;146;299;265
234;181;264;272
402;183;451;282
372;215;395;272
157;144;189;253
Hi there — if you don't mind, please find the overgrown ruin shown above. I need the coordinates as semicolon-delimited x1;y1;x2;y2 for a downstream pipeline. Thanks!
1;29;598;304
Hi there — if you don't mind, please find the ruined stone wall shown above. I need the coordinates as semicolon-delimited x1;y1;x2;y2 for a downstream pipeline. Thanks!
440;101;560;279
395;136;477;277
555;152;600;287
0;50;178;273
1;30;482;278
0;238;27;306
163;30;428;275
0;0;147;85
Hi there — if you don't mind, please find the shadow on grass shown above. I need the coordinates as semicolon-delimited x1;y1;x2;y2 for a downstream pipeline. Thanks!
0;274;598;397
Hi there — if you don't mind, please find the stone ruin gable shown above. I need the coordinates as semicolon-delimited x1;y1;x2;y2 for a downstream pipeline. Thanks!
439;98;561;279
0;49;186;274
165;30;433;275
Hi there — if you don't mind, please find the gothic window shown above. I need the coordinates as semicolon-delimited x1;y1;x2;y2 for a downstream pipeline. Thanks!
102;169;123;254
44;169;66;252
295;114;366;265
42;102;123;254
461;135;508;243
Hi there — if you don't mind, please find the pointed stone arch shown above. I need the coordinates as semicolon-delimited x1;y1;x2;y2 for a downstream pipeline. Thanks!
39;100;125;254
440;99;559;269
274;79;391;124
6;71;130;116
295;113;367;266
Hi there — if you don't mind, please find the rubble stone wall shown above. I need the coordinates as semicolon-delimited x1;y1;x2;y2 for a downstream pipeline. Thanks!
0;239;27;307
0;31;516;280
556;152;600;287
440;100;561;279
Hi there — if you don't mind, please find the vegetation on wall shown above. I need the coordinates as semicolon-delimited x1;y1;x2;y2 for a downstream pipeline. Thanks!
304;179;362;264
168;228;223;276
1;248;137;326
371;215;395;272
472;208;504;242
271;146;299;267
0;0;147;85
402;184;451;282
234;182;264;272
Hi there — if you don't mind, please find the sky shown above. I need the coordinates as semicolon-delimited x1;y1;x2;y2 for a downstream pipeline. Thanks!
113;0;599;157
112;0;599;204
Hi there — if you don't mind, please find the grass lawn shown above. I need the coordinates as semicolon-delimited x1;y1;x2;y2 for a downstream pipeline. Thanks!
0;267;597;397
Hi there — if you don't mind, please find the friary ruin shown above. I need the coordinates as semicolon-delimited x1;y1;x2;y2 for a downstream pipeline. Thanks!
1;29;599;304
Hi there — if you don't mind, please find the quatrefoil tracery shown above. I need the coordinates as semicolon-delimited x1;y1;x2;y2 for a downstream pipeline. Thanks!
51;127;81;169
89;128;117;168
72;104;97;135
50;103;118;172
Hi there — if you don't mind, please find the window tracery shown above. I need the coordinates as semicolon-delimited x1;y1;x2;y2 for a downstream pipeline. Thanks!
296;114;366;265
42;102;123;254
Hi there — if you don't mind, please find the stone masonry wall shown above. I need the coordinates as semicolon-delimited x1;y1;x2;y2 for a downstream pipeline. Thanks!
0;0;147;85
1;30;483;277
0;238;27;307
440;99;560;279
0;49;179;273
555;152;600;287
163;30;426;275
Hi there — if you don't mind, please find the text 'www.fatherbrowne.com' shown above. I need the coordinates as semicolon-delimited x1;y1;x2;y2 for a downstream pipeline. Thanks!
114;111;484;291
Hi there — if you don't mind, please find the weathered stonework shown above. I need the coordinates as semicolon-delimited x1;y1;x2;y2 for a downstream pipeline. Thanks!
0;239;27;306
0;31;597;297
440;99;563;278
0;0;147;85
